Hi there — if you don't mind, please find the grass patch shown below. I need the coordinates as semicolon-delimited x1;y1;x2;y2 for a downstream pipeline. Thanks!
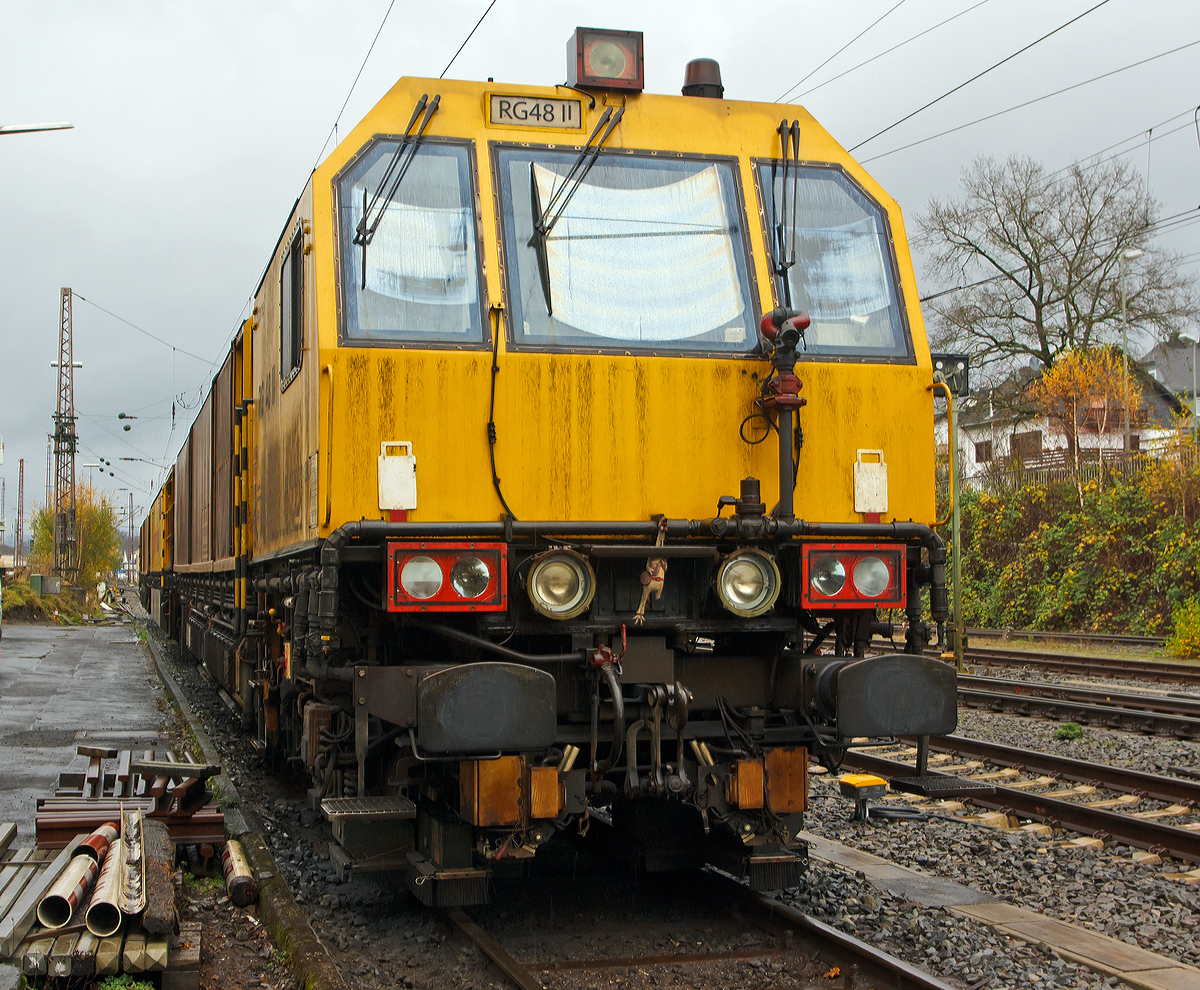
1053;721;1084;741
1;577;95;623
98;975;157;990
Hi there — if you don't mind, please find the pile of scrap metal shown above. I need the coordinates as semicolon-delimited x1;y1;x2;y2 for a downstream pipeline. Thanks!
0;814;200;987
36;745;224;866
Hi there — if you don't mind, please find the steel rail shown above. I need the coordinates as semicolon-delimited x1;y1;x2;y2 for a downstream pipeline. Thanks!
918;735;1200;805
961;649;1200;686
728;878;958;990
445;871;957;990
960;674;1200;718
957;678;1200;739
969;627;1164;648
844;747;1200;863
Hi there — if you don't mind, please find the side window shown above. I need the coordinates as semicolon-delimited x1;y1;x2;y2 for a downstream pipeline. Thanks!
281;231;303;388
758;163;911;360
335;140;485;346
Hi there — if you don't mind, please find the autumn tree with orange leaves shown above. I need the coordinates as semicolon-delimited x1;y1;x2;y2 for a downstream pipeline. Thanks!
1031;348;1144;501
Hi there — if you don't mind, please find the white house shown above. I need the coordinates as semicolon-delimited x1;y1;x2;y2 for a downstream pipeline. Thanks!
934;362;1186;487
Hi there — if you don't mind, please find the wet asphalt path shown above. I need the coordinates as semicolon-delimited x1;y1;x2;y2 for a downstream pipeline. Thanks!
0;621;167;847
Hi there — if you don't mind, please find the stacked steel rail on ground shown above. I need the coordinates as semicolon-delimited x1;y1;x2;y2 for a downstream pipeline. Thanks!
35;746;223;864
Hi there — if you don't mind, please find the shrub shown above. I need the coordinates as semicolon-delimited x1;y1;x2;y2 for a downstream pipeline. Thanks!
1166;598;1200;659
1053;722;1084;741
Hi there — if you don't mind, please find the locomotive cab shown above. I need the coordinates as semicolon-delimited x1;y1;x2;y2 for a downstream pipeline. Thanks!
141;29;955;904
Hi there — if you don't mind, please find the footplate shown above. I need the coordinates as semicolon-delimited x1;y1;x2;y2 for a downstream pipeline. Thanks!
888;776;996;798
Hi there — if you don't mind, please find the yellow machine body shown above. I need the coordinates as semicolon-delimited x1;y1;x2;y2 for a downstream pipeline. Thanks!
239;76;932;559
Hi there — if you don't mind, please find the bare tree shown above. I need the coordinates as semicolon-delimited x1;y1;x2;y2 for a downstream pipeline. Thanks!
917;156;1195;373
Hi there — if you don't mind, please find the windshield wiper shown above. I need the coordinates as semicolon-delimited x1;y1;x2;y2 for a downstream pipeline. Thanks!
528;105;624;315
772;119;800;307
354;93;441;289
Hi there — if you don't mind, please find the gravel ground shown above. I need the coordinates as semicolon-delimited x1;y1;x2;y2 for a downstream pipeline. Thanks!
955;705;1200;777
135;608;1199;990
782;859;1117;989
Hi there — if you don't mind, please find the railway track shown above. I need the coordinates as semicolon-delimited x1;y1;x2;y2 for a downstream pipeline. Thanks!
842;736;1200;864
968;627;1165;649
956;646;1200;686
958;673;1200;738
441;867;956;990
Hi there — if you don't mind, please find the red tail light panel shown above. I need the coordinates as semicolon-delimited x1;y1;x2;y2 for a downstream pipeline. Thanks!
386;542;508;612
801;543;906;611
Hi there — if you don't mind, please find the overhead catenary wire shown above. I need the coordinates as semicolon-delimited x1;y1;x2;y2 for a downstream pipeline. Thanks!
859;38;1200;163
849;0;1114;152
786;0;993;104
164;1;505;468
917;206;1200;303
310;0;399;173
71;292;209;363
1052;114;1199;178
775;0;908;104
440;0;501;79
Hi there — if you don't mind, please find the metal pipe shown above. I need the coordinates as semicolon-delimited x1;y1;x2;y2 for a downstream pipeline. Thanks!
85;838;124;937
777;408;793;521
221;839;259;907
120;809;146;916
38;855;99;929
592;663;625;777
76;822;118;862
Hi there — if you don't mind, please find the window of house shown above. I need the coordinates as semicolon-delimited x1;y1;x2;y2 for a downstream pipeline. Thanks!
1011;430;1042;459
974;440;993;463
281;230;303;389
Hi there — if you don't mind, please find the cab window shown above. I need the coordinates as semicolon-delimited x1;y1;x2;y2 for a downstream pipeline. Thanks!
496;148;757;354
280;231;303;387
336;139;485;346
758;164;911;359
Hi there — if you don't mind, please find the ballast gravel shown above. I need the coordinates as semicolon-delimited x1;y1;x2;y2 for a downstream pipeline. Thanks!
794;702;1200;989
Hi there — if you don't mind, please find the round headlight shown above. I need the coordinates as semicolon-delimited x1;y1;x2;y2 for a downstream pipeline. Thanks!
528;550;595;619
809;555;845;597
853;556;891;597
717;549;780;618
450;556;491;598
588;40;627;78
400;556;443;599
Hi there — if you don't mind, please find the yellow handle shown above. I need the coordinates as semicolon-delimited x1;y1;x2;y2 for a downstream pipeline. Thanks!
322;364;334;527
928;380;954;528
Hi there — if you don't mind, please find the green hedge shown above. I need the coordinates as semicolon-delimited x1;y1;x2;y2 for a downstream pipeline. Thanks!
954;459;1200;636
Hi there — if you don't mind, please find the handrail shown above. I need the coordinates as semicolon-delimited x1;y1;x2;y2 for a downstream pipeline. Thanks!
927;380;954;527
322;364;334;526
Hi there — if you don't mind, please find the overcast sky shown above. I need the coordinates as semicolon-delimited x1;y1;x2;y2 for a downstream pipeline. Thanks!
2;0;1197;539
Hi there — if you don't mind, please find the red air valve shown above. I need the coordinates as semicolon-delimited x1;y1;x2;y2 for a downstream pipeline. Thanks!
760;308;810;341
767;374;805;410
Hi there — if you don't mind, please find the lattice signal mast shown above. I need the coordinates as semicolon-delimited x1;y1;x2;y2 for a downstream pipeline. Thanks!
53;288;79;579
15;459;24;568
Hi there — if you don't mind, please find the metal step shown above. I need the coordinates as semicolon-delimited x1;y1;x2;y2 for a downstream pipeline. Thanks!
320;796;417;821
888;776;997;798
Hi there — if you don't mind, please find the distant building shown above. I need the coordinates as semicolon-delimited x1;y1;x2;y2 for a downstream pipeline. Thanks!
935;362;1185;487
1140;334;1197;414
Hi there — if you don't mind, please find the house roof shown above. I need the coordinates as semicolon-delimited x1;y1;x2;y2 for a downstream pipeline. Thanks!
1139;336;1197;396
935;357;1184;430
